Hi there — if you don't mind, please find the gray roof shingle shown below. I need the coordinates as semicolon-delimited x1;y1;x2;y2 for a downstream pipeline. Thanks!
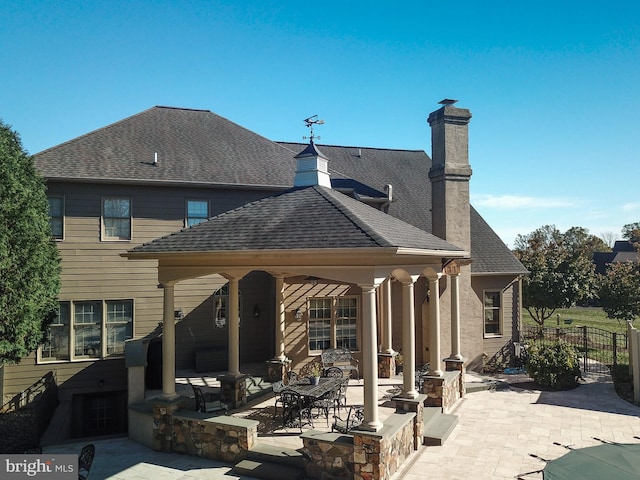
279;142;526;274
33;106;524;273
130;185;463;254
33;106;296;186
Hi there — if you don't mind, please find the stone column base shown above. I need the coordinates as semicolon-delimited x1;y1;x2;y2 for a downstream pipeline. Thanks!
266;358;291;382
151;396;186;452
393;393;427;450
377;352;397;378
423;371;461;413
219;374;248;409
445;358;466;397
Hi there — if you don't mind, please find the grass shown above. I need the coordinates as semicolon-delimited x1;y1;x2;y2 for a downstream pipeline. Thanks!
522;306;629;334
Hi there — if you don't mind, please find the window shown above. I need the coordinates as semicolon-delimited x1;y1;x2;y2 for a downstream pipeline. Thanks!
48;196;64;239
186;200;208;227
308;297;358;353
74;301;102;358
41;302;70;361
213;284;242;328
106;300;133;355
336;298;358;349
40;300;133;362
483;290;502;336
102;197;131;240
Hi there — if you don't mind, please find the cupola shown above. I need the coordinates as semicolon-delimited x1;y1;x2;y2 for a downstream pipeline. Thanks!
293;115;331;188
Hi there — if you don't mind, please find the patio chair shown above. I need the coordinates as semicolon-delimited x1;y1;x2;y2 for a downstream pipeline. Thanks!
324;366;344;378
312;386;341;426
335;377;350;413
415;362;430;392
78;443;95;480
286;370;299;384
192;385;229;415
280;390;313;431
272;380;286;419
332;405;364;434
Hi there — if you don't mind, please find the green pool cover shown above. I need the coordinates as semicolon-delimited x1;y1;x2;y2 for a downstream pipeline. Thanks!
544;443;640;479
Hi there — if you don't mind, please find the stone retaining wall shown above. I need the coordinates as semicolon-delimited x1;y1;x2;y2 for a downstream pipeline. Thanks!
302;411;416;480
150;398;258;463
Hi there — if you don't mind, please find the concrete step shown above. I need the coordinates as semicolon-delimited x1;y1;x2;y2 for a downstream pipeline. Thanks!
232;443;307;480
233;459;305;480
465;379;508;393
246;443;307;469
423;406;443;428
423;412;458;446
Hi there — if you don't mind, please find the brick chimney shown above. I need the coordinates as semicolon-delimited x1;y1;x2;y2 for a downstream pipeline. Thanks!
428;99;472;251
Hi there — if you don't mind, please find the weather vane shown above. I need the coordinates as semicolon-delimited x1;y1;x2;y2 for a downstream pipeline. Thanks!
303;115;324;142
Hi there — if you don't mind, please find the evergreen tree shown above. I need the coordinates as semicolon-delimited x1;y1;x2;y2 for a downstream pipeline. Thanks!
0;120;60;363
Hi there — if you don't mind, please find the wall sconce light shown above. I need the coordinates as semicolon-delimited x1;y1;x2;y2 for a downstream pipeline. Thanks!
253;304;260;318
305;276;319;286
98;379;105;388
295;308;303;321
174;309;184;321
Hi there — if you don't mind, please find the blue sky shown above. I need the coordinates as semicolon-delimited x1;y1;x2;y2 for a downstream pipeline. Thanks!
2;1;639;248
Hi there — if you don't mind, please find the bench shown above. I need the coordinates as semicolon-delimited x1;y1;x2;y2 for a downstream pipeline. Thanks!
321;348;359;380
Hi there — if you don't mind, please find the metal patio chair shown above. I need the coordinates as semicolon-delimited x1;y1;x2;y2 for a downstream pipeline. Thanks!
192;385;229;415
78;443;95;480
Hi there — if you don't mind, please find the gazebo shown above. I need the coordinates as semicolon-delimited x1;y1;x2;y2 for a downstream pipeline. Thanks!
124;179;468;423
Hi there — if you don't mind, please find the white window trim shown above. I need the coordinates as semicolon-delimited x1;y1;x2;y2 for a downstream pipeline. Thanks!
38;299;134;363
101;196;132;241
483;289;503;338
307;296;360;355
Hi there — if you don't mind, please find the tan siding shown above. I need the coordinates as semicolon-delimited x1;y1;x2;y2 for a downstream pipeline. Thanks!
473;275;522;362
3;181;276;400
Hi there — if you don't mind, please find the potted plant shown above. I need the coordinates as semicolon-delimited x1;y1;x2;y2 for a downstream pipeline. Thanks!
308;361;323;385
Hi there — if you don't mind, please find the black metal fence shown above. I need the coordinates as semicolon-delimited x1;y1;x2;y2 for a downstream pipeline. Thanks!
521;326;628;373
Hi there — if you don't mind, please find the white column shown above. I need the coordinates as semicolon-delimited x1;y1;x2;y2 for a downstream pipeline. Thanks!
401;280;418;398
228;276;241;377
274;274;286;361
449;273;462;360
361;284;382;431
428;276;443;377
161;282;178;399
382;279;394;354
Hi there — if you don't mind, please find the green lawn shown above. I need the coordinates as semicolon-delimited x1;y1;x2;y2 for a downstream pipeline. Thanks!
522;307;629;334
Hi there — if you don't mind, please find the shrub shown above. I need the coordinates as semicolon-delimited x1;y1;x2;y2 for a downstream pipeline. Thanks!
525;341;581;390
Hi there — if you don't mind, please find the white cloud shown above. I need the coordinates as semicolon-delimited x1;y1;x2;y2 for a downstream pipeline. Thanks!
622;203;640;212
471;194;576;210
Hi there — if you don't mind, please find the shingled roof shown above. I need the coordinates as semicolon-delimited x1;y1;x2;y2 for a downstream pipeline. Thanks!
33;106;296;187
33;106;524;274
129;185;464;254
279;142;527;275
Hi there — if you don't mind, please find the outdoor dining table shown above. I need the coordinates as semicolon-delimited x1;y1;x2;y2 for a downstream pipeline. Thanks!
284;376;344;400
279;376;344;429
